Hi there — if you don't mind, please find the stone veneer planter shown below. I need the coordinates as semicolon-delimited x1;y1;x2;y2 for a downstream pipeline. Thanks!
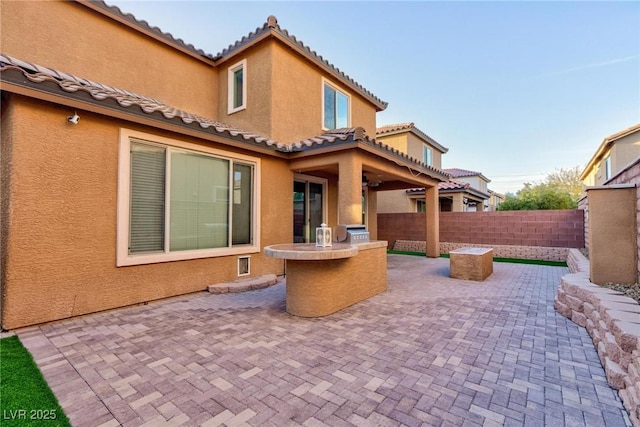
555;249;640;426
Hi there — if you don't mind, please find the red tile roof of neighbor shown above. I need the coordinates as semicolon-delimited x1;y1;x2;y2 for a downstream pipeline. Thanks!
86;2;387;111
0;53;449;181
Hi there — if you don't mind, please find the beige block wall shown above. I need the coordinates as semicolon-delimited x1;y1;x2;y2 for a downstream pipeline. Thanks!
1;1;218;119
587;186;637;285
1;97;291;329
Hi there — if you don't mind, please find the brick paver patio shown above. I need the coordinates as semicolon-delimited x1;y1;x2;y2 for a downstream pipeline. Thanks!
16;255;632;426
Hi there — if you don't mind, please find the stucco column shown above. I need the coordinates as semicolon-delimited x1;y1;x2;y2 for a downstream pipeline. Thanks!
452;193;464;212
425;185;439;258
338;155;363;225
367;189;378;239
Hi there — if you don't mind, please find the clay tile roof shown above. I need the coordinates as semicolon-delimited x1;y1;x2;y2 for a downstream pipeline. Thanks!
376;122;448;154
213;15;387;111
293;127;450;181
1;53;449;182
83;4;387;111
0;53;280;150
444;168;481;178
438;180;470;191
375;122;415;134
90;1;215;60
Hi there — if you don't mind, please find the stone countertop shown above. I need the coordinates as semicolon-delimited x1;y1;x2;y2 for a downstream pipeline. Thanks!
264;243;358;260
264;241;388;260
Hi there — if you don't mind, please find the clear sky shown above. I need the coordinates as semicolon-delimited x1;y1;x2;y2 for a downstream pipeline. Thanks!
107;0;640;194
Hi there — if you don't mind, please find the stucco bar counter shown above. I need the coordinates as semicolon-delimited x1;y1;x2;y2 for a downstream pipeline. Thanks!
264;241;388;317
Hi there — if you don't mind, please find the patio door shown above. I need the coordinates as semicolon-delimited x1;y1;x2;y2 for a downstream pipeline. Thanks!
293;175;326;243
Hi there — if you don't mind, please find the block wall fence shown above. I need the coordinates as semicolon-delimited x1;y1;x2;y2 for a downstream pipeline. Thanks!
378;210;585;253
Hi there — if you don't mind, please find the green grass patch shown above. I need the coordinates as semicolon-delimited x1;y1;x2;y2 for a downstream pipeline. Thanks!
387;250;567;267
0;336;70;426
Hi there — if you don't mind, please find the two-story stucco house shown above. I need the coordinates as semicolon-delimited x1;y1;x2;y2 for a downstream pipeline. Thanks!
581;123;640;186
374;123;494;213
0;1;449;329
375;123;450;212
441;168;492;212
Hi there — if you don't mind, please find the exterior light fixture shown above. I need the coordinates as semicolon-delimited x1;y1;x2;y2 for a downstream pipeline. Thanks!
67;112;80;124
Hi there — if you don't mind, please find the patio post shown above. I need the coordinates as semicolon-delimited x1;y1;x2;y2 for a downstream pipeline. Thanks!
425;185;439;258
338;154;363;225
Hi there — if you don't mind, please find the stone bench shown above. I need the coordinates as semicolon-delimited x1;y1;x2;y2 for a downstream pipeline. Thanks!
449;247;494;281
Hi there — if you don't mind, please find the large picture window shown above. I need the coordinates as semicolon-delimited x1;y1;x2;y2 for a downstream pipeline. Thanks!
323;81;349;129
118;130;259;266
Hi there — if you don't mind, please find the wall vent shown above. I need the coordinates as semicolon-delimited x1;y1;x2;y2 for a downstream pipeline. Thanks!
238;256;250;276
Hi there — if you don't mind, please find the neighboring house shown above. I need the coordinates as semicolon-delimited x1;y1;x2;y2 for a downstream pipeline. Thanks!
580;123;640;186
441;168;491;212
375;123;450;213
0;1;449;328
488;189;505;211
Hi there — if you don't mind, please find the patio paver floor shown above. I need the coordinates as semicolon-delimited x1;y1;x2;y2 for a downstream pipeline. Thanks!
16;255;632;426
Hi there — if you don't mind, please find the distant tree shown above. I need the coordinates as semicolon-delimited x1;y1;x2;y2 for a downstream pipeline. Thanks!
497;166;584;211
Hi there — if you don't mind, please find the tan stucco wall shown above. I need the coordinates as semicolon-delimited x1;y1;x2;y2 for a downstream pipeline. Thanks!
217;43;273;140
377;133;443;169
269;42;377;142
456;176;488;193
377;189;414;213
587;186;637;285
376;134;408;157
1;97;291;329
583;131;640;186
406;133;443;168
1;1;218;119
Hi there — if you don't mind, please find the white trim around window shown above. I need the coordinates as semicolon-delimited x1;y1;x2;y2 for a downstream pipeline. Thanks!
321;78;350;130
227;59;247;114
117;129;260;266
422;145;433;166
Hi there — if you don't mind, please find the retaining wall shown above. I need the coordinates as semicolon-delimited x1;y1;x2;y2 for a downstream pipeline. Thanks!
392;240;568;262
555;249;640;426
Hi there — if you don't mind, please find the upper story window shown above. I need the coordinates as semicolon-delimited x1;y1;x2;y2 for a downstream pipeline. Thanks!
117;129;259;266
422;145;433;166
323;80;349;129
604;155;611;180
228;59;247;114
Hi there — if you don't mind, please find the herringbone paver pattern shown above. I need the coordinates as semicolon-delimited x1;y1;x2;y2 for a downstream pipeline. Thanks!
17;255;631;426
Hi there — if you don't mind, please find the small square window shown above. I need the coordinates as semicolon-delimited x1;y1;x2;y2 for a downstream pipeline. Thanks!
228;60;246;114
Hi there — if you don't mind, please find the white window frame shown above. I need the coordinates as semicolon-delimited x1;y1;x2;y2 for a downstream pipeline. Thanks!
321;78;351;130
604;155;611;181
422;145;433;166
117;129;260;267
227;59;247;114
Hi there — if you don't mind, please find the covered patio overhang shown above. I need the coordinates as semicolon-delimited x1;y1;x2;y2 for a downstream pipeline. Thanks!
287;129;449;257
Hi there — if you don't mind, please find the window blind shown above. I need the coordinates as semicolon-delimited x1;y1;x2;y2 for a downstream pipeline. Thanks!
129;142;166;253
